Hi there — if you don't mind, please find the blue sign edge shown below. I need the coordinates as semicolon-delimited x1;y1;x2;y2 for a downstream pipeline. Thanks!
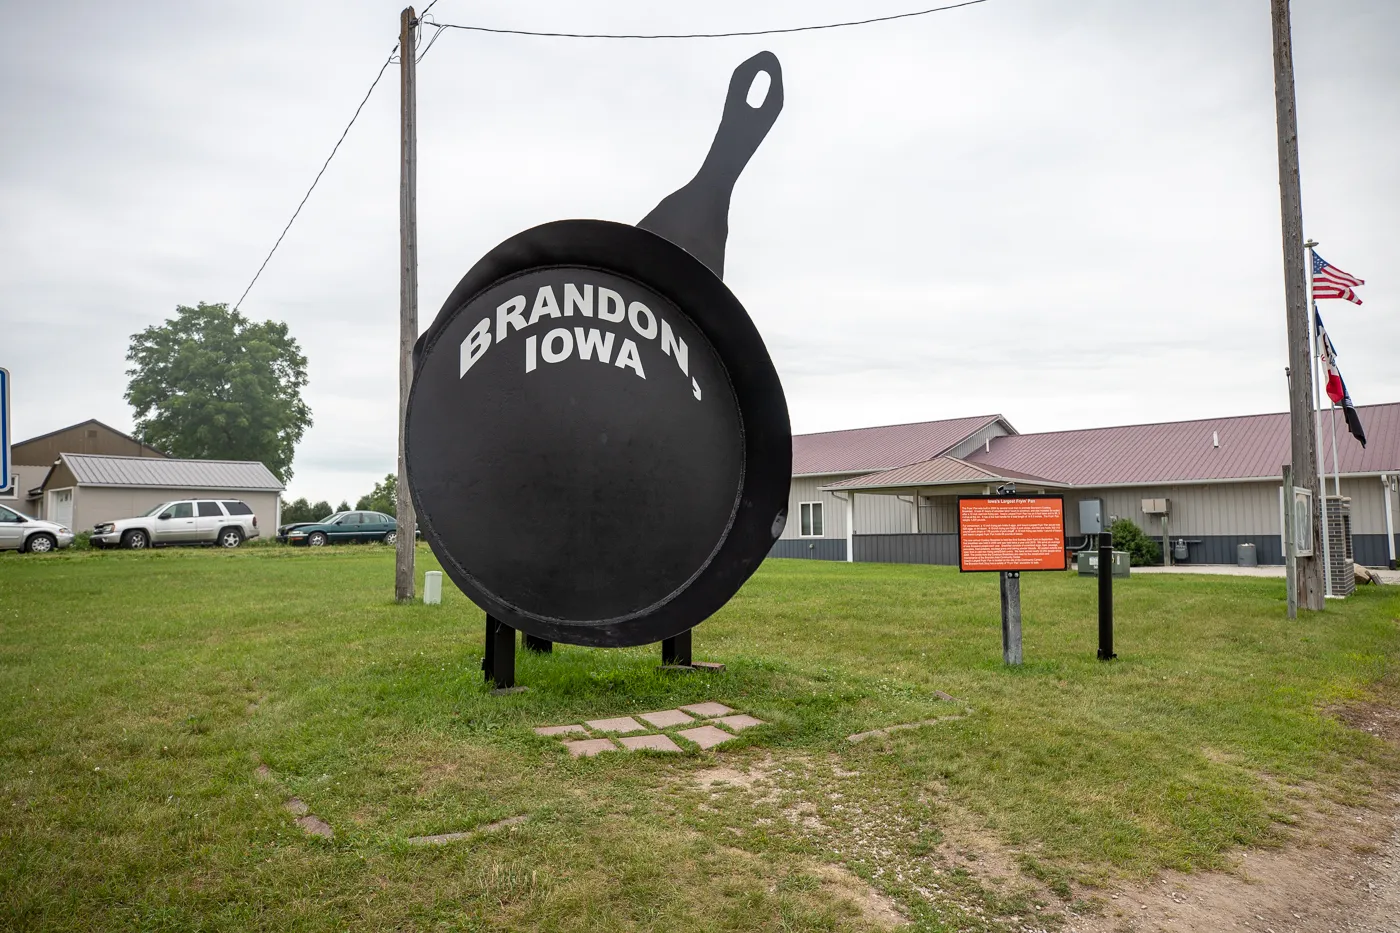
0;367;9;494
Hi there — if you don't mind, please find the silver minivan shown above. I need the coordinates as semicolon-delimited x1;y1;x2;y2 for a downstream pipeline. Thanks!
0;504;74;553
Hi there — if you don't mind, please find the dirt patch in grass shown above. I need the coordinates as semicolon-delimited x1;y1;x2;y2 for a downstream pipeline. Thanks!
811;863;909;929
1063;694;1400;933
1063;791;1400;933
682;744;1400;933
684;755;1063;928
1331;697;1400;748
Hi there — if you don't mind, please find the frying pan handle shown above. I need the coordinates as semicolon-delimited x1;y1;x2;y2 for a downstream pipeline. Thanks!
709;51;784;187
638;51;784;280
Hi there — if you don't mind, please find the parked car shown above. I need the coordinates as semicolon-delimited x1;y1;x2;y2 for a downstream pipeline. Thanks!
90;499;261;549
0;504;74;553
277;511;400;547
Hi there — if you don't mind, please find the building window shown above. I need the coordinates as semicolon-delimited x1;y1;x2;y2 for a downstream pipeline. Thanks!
799;501;824;537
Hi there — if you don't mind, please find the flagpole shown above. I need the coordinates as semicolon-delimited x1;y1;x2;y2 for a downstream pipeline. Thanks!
1305;241;1332;598
1331;402;1341;498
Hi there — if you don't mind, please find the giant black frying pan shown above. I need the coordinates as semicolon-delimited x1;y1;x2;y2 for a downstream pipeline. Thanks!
405;52;790;649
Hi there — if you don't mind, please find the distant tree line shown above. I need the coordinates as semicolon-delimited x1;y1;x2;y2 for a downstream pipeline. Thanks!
281;474;397;525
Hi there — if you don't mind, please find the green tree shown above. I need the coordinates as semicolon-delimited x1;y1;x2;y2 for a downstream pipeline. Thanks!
125;302;312;483
336;501;351;513
281;497;334;525
355;474;397;515
1109;518;1162;566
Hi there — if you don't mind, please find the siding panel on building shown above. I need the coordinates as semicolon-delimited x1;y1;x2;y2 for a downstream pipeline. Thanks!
854;534;960;566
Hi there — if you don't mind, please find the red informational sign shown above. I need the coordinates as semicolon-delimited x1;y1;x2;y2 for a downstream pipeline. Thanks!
957;496;1067;572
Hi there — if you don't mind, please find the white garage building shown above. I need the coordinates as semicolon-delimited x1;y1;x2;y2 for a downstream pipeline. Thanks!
32;453;284;536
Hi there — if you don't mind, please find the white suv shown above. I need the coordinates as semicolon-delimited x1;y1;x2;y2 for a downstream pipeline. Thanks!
90;499;261;550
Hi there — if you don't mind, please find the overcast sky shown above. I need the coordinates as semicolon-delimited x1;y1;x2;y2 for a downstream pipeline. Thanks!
2;0;1395;504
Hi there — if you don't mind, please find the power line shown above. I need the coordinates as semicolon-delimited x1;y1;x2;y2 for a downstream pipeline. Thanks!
422;1;988;40
417;23;447;63
233;43;399;312
234;1;989;310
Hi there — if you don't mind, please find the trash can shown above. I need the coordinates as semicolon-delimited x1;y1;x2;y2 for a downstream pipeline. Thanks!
1236;543;1257;567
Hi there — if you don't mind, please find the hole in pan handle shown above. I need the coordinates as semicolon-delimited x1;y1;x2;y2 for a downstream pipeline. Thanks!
637;50;784;280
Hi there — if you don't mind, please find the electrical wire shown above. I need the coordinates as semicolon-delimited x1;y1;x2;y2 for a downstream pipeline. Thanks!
233;43;399;312
422;1;987;40
234;1;990;310
417;23;448;63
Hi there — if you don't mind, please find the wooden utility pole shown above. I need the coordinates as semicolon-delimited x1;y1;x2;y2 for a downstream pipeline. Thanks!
395;6;418;602
1270;0;1323;611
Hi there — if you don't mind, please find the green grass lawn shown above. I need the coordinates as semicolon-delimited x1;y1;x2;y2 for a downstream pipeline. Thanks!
1;545;1397;931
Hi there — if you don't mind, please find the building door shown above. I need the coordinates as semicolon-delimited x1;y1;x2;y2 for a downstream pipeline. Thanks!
50;489;73;530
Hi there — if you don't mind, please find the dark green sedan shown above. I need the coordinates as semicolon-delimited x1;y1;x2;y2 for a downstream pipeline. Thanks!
277;511;400;547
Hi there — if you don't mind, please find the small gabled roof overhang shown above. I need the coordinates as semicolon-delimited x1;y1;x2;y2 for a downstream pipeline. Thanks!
793;414;1015;476
819;456;1068;495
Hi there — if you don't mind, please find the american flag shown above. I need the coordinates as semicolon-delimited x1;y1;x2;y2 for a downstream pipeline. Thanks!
1311;251;1364;304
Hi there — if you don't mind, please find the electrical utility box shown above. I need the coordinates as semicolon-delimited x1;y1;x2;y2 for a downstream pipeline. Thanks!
1077;550;1131;577
1079;498;1104;535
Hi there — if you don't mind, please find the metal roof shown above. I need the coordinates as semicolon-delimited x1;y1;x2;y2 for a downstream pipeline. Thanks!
61;453;284;491
821;456;1067;492
965;403;1400;486
793;414;1008;475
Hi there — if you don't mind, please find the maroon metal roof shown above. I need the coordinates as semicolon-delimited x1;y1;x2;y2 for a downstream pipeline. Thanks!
821;456;1066;491
792;414;1006;475
965;403;1400;485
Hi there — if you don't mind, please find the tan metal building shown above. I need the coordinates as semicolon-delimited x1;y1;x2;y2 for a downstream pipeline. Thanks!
775;404;1400;569
31;453;283;535
2;420;167;519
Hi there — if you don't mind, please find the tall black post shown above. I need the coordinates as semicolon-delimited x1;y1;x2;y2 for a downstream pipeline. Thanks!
1097;531;1115;660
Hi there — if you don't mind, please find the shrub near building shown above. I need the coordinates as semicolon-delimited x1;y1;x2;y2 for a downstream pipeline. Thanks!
1110;518;1162;566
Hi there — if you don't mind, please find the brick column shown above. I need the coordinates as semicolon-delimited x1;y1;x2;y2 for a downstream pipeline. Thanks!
1325;496;1355;597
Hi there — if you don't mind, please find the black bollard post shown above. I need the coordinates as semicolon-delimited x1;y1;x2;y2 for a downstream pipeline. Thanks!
1097;531;1115;660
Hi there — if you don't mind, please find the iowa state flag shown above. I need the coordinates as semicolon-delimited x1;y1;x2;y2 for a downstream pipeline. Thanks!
1314;306;1367;447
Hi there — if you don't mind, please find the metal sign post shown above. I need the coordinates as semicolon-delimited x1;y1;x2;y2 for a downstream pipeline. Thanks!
0;368;10;495
999;570;1022;666
1283;464;1298;619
